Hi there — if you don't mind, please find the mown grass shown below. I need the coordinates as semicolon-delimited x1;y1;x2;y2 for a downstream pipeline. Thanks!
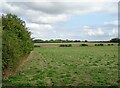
3;46;118;86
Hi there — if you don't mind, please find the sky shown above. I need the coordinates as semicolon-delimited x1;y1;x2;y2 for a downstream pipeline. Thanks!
0;0;119;41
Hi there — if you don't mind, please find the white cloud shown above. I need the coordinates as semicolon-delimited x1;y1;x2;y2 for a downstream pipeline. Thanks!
83;26;104;36
26;23;53;30
104;20;118;25
108;28;118;36
97;28;104;35
83;27;95;36
35;14;69;24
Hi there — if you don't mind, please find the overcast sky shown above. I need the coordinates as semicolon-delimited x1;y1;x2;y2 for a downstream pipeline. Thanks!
1;0;119;41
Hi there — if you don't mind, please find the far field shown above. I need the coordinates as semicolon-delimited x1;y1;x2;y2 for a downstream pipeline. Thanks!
34;42;118;47
3;43;118;86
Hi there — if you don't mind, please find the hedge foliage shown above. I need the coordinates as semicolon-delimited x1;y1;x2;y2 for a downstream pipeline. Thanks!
95;44;104;46
59;44;72;47
108;44;114;46
2;14;33;71
80;44;88;46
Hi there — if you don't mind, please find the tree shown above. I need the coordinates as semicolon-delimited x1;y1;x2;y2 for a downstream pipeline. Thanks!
85;40;88;42
110;38;120;43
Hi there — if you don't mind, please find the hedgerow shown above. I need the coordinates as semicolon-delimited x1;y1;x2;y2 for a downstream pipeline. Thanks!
59;44;72;47
80;44;88;46
95;44;104;46
2;14;33;72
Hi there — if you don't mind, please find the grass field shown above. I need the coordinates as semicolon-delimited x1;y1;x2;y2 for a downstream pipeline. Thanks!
3;45;118;86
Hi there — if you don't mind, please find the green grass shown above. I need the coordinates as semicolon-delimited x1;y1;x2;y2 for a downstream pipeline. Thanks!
3;46;118;86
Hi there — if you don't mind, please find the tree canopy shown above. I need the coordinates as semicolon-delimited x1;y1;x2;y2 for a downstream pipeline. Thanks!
110;38;120;43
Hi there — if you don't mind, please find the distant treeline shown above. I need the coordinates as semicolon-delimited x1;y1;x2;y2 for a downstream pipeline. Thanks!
34;43;117;48
2;14;33;77
33;38;120;43
34;39;82;43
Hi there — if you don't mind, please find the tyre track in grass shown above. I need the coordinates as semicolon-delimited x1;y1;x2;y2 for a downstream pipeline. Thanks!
15;51;35;73
16;48;52;86
4;50;37;79
3;53;30;79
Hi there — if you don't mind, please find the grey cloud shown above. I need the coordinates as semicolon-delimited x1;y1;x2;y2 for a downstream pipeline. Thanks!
4;1;117;15
7;2;67;14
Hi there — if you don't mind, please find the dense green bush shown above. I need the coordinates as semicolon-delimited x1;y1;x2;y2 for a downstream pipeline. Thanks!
108;44;114;46
99;44;104;46
2;14;33;71
80;44;88;46
59;44;72;47
95;44;104;46
111;44;114;46
95;44;98;46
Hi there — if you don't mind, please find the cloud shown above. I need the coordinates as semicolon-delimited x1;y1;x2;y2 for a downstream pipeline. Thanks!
2;1;118;16
1;0;118;40
32;14;69;24
108;28;118;36
104;20;118;25
83;26;104;36
2;1;118;25
26;23;53;30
